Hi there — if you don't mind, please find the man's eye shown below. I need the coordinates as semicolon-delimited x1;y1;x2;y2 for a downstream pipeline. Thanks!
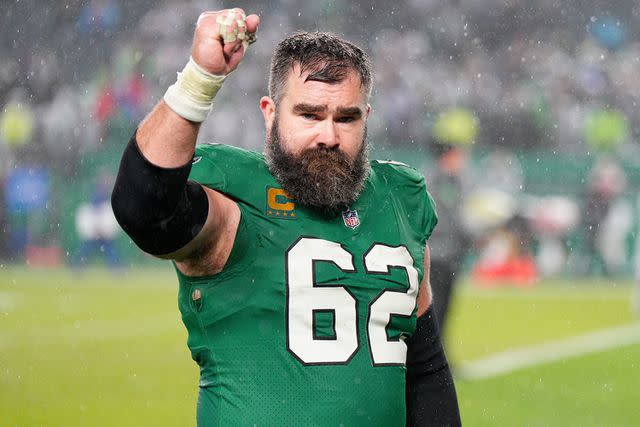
302;114;316;120
336;116;355;123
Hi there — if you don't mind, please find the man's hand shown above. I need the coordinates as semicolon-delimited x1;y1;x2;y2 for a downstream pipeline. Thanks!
192;8;260;75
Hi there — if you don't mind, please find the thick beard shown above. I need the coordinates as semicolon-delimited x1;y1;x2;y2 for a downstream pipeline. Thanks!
265;118;370;214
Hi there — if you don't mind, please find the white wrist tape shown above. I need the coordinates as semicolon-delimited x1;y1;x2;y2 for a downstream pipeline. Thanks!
163;57;227;123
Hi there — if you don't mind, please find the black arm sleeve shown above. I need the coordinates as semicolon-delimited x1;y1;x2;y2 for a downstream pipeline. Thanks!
405;307;461;427
110;133;209;256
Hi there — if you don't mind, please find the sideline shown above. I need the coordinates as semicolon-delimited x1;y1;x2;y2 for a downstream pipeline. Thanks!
456;322;640;381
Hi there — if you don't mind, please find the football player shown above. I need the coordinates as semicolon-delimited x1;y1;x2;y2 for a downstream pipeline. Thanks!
112;8;460;426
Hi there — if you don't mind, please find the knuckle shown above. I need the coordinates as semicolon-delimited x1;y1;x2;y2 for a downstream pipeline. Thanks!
196;12;216;28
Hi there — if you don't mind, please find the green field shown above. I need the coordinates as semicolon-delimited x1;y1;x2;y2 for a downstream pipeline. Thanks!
1;265;638;426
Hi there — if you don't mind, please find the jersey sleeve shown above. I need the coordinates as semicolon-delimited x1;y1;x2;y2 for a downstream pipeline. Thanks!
422;185;438;242
188;143;267;210
407;170;438;243
189;144;229;191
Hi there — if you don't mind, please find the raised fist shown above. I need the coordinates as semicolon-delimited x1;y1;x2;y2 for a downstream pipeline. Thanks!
191;8;260;75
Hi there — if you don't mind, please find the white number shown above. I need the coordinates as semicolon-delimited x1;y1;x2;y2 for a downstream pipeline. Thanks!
287;238;358;364
286;238;419;366
365;244;419;365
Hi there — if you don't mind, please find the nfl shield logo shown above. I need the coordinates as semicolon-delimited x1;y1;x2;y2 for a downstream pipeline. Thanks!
342;209;360;229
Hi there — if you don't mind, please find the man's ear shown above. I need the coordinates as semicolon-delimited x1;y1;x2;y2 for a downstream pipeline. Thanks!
260;96;276;132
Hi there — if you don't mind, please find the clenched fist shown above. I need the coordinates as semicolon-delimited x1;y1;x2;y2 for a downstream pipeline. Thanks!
191;8;260;76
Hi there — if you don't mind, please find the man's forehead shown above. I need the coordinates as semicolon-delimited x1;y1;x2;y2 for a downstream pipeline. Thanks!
282;63;366;106
287;62;362;87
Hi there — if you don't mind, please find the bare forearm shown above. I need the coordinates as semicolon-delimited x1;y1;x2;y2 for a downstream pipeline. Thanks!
134;8;259;168
112;9;257;260
136;101;201;167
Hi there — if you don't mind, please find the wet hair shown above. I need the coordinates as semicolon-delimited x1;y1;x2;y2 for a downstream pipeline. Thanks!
268;31;373;104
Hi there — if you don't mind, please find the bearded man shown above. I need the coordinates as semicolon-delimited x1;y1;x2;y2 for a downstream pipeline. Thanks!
111;8;460;426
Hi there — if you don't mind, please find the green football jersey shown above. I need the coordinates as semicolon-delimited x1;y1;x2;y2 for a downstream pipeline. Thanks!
174;143;438;426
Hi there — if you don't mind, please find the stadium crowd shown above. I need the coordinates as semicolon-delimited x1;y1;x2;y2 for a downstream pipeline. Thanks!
1;0;639;280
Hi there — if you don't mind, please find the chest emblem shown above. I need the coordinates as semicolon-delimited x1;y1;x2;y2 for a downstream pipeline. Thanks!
266;186;297;219
342;209;360;229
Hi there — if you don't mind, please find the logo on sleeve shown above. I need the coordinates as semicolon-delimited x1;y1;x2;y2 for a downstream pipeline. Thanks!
266;186;297;219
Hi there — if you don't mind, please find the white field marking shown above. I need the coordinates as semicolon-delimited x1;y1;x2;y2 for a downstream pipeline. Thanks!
456;322;640;381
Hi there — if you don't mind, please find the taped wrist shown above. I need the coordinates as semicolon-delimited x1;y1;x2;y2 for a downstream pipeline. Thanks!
163;56;227;122
111;133;209;256
405;307;461;427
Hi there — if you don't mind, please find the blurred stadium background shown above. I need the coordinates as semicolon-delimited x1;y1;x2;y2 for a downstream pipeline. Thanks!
1;0;639;425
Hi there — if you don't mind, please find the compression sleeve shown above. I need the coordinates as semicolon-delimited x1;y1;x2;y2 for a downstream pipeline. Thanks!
111;132;209;256
405;307;461;426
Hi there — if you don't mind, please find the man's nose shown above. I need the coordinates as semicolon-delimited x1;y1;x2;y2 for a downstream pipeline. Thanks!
316;120;339;149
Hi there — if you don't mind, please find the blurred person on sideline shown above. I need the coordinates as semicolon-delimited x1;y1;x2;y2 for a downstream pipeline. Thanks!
582;157;629;276
0;134;13;260
635;192;640;315
110;8;460;426
469;149;537;285
426;108;475;340
73;172;121;270
4;165;51;261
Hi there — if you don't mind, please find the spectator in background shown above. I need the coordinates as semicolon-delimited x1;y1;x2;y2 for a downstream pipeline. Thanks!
77;0;121;36
0;89;34;151
72;172;121;270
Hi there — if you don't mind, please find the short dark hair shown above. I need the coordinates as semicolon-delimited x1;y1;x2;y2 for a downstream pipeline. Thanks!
268;31;373;104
